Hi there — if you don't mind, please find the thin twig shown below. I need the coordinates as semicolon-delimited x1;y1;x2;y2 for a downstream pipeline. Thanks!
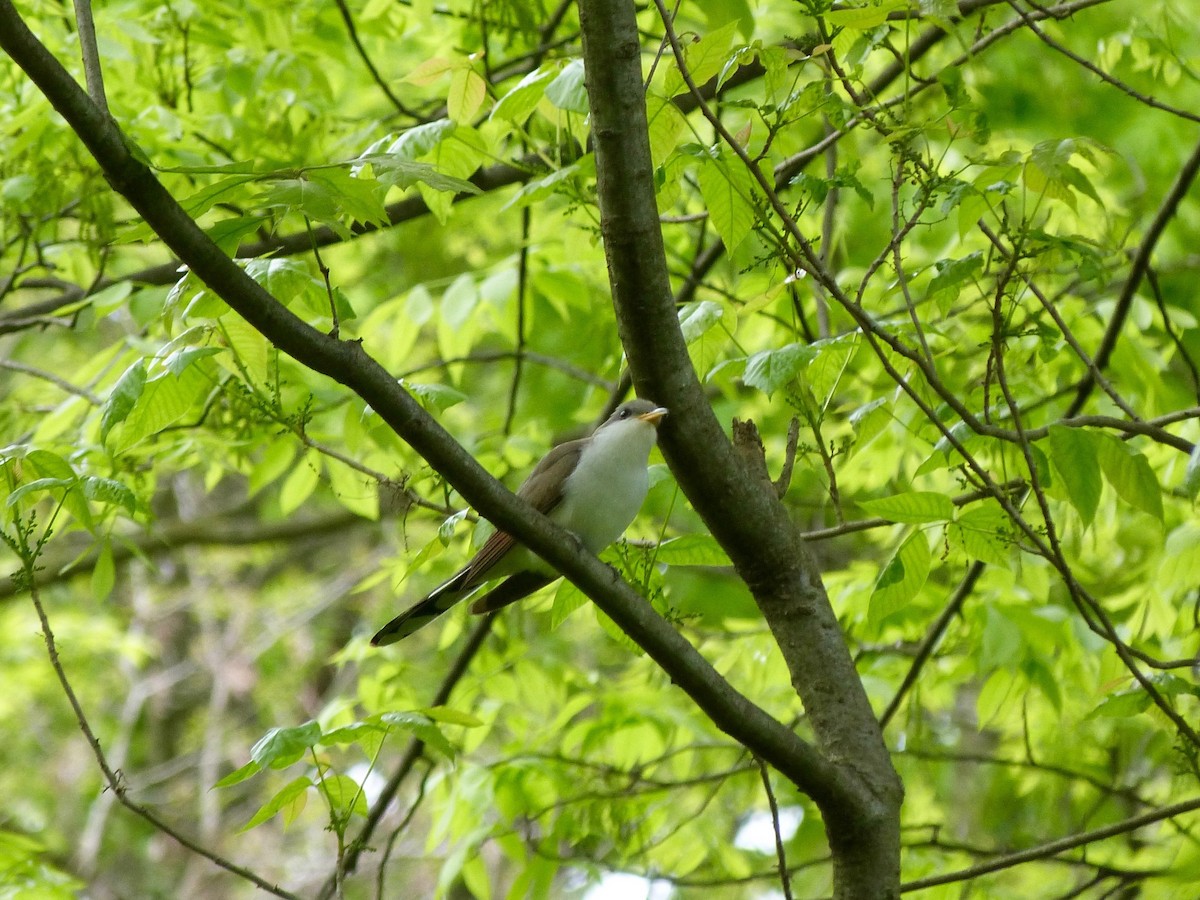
757;759;794;900
773;417;801;498
318;614;496;897
879;561;985;728
14;516;299;899
0;358;101;403
504;205;532;434
1005;0;1200;124
1068;134;1200;415
332;0;417;119
900;795;1200;891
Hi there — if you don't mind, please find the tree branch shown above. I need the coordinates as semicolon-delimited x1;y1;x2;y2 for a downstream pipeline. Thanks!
900;795;1200;891
1068;134;1200;415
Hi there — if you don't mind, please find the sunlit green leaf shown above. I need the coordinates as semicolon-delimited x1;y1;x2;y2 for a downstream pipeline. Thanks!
858;491;954;523
1047;425;1102;526
867;531;931;629
239;776;313;832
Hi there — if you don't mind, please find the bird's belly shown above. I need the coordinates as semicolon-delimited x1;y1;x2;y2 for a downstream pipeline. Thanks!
554;460;649;552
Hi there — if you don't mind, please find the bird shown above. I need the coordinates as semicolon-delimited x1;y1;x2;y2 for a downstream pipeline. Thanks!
371;399;669;645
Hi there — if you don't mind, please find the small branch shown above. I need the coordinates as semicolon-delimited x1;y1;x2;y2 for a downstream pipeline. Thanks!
900;795;1200;891
879;561;985;729
16;524;298;899
399;349;616;391
320;614;496;897
774;417;801;498
504;205;533;434
72;0;108;114
1068;134;1200;415
1005;0;1200;124
0;357;101;403
332;0;417;119
757;759;794;900
0;511;373;604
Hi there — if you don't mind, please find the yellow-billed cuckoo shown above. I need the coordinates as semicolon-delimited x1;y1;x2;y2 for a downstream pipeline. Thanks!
371;399;668;645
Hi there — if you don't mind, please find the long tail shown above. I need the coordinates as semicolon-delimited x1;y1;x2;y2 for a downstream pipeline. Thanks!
371;571;554;646
370;572;471;646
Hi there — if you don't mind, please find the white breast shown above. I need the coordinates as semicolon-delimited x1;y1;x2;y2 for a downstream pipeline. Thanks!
552;418;656;552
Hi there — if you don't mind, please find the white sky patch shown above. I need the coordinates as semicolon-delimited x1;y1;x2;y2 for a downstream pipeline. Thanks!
583;872;673;900
733;805;805;854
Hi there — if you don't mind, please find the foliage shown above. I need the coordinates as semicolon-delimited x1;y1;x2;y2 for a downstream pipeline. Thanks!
1;0;1199;897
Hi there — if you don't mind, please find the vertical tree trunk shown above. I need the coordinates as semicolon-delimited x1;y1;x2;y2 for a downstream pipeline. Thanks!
576;0;904;895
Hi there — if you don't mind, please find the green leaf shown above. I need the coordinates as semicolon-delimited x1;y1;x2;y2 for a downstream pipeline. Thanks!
214;760;262;789
976;669;1017;728
91;540;115;602
80;476;138;515
664;20;742;95
384;119;458;161
100;361;147;442
491;67;556;123
318;774;368;822
319;721;387;747
417;705;485;727
1095;433;1164;522
250;721;323;770
544;59;589;113
678;300;726;344
162;345;224;377
1047;425;1102;525
805;333;859;404
280;457;321;516
1088;686;1151;719
381;711;456;759
7;477;73;508
551;579;588;629
653;534;732;566
110;366;210;453
824;0;906;30
447;66;487;122
697;152;757;252
1159;522;1200;598
925;252;982;301
743;343;816;396
503;159;590;210
24;450;76;481
239;776;313;832
868;531;932;629
360;156;481;194
402;381;468;413
947;501;1011;566
257;177;351;239
858;491;955;524
848;397;890;453
249;442;297;496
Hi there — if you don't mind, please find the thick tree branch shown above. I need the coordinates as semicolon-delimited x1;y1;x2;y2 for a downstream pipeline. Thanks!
577;0;902;894
0;0;853;820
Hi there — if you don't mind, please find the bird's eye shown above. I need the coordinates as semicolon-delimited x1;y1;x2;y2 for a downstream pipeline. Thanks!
619;408;631;418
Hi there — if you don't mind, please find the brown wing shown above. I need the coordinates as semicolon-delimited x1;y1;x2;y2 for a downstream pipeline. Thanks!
455;438;586;588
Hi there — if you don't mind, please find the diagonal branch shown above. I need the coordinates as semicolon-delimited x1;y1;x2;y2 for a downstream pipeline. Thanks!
1068;134;1200;416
